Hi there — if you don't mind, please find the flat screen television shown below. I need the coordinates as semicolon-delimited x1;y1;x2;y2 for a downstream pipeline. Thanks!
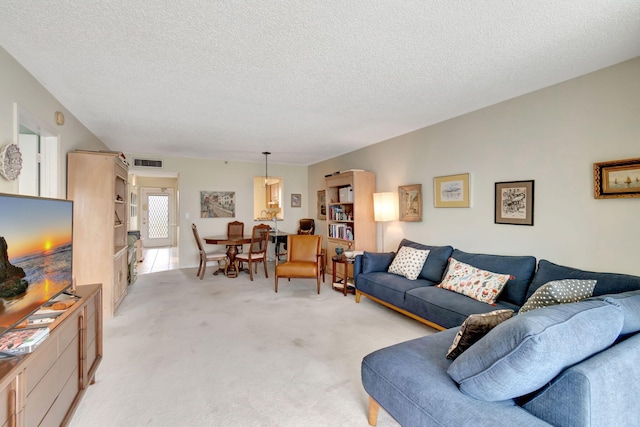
0;193;73;334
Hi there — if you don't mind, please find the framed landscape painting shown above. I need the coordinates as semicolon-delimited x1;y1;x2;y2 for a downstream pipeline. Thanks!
434;173;470;208
594;157;640;199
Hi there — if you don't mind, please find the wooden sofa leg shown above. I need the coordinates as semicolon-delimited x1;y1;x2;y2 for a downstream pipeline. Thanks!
355;291;361;303
368;396;380;426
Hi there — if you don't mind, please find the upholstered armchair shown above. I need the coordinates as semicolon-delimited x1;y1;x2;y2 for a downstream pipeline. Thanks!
275;235;323;294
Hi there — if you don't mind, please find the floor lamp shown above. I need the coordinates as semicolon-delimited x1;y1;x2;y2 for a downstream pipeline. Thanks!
373;192;396;252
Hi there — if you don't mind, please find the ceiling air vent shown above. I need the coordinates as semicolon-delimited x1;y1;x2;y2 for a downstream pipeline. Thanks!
133;158;163;168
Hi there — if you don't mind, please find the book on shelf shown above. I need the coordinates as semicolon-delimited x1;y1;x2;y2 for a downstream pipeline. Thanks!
0;327;49;355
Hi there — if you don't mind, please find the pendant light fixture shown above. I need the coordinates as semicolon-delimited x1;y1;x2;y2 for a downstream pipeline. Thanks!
262;151;271;188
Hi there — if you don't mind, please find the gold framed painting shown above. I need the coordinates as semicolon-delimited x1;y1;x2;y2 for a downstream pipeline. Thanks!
398;184;422;221
594;157;640;199
434;173;470;208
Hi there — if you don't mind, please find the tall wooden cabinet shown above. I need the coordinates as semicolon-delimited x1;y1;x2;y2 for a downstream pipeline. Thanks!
67;151;129;319
325;170;376;276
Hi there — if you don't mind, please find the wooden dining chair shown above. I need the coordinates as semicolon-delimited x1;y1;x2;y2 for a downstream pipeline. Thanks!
234;224;270;281
227;220;245;253
275;235;323;294
191;224;229;279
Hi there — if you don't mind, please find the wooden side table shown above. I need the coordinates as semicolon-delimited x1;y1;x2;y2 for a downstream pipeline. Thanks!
332;255;355;296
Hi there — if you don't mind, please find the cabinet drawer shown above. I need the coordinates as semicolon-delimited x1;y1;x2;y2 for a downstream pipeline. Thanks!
26;310;80;394
26;334;79;426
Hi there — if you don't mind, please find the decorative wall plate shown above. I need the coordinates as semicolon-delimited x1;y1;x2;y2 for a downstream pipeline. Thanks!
0;144;23;181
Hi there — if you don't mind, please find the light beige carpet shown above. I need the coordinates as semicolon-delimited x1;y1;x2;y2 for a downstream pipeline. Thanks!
69;264;435;426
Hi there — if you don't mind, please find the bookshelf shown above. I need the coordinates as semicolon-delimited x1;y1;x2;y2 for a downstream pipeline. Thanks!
325;170;376;276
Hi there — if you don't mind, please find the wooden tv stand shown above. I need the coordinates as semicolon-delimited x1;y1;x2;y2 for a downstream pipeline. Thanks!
0;284;102;426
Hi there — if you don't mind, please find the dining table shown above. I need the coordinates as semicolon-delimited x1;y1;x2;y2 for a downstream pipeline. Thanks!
203;235;252;278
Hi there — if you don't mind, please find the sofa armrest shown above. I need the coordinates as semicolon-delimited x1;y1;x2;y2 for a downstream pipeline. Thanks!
522;332;640;427
354;254;363;278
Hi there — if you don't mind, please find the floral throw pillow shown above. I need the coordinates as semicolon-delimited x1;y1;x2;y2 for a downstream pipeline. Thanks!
387;246;430;280
437;258;512;304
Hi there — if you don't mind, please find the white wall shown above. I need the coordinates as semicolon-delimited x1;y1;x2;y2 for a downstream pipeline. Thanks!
309;57;640;277
126;154;309;268
0;46;107;196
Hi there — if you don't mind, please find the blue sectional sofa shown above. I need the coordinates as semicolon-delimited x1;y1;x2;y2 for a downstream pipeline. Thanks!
354;239;640;426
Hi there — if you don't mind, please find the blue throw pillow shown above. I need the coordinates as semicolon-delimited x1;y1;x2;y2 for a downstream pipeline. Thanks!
602;293;640;336
362;251;395;274
447;300;624;401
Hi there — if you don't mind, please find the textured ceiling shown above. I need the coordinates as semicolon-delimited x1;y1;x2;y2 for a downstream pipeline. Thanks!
1;1;639;166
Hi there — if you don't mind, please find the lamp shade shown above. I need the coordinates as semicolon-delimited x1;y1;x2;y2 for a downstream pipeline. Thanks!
373;192;396;222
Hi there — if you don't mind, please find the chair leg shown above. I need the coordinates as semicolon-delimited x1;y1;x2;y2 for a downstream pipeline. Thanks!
317;275;321;294
275;276;278;292
263;260;269;278
197;259;203;278
248;261;254;281
199;260;206;280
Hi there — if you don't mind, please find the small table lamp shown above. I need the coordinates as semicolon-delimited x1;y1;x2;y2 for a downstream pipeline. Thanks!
373;192;396;252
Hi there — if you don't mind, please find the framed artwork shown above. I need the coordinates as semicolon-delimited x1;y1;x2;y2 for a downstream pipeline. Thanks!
291;193;302;208
434;173;470;208
398;184;422;222
317;190;326;219
200;191;236;218
494;180;534;226
594;157;640;199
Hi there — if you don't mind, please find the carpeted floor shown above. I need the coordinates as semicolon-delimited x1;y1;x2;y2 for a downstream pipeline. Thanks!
69;264;435;426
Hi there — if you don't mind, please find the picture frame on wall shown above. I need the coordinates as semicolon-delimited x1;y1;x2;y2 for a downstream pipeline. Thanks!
317;190;326;219
200;191;236;218
494;180;534;226
291;193;302;208
398;184;422;222
434;173;470;208
593;157;640;199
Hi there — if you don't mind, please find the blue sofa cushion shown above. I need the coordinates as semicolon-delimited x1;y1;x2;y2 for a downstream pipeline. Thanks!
602;293;640;335
362;251;395;274
356;272;431;309
397;239;453;283
527;259;640;300
405;286;520;330
447;300;624;401
450;249;536;307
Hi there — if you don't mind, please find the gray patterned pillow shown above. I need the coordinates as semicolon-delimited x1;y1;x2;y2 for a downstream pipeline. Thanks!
446;309;514;360
387;246;430;280
519;279;597;314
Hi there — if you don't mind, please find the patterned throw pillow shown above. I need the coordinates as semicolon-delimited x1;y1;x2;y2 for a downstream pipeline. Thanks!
387;246;430;280
446;309;514;360
437;258;512;304
519;279;597;314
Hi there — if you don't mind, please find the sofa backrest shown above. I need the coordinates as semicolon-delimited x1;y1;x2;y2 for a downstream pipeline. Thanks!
526;259;640;300
397;239;453;283
449;249;537;307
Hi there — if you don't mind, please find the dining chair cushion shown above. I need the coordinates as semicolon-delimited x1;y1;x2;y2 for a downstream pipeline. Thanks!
236;252;265;261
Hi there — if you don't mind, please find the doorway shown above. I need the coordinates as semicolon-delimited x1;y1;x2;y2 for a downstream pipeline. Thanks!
141;187;175;247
